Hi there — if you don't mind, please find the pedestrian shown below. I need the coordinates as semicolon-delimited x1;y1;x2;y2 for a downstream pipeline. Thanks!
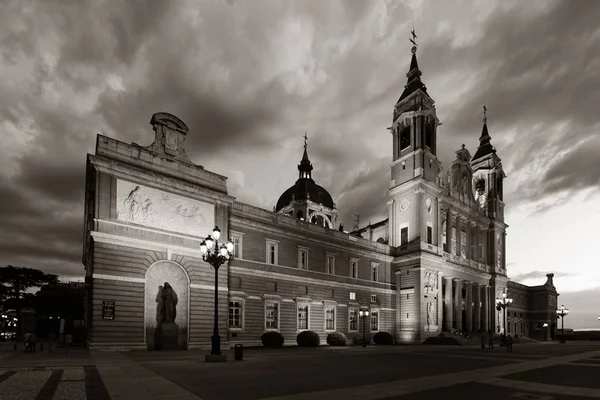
488;331;494;351
64;333;72;354
481;333;485;351
48;331;57;353
507;334;513;353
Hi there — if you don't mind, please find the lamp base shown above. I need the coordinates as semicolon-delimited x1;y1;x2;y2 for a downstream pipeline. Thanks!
205;354;228;363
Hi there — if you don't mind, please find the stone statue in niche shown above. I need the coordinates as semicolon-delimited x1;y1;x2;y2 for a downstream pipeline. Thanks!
424;270;439;293
157;282;178;325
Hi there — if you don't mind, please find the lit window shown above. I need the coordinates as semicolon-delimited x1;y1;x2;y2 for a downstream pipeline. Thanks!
325;306;336;331
265;301;279;330
297;304;309;330
426;225;433;244
229;300;243;328
349;292;356;301
370;311;379;331
349;309;358;331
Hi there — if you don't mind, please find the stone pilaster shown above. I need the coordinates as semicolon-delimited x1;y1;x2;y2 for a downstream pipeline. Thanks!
455;214;462;257
481;285;489;332
453;278;462;330
443;276;453;331
465;222;472;260
445;208;452;253
473;282;480;332
387;200;395;246
437;272;443;329
465;281;473;332
482;228;488;265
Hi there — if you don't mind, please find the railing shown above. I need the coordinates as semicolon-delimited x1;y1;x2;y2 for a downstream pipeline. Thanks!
231;201;390;251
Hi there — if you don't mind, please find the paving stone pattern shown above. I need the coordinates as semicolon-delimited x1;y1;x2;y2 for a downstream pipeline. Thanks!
0;366;104;400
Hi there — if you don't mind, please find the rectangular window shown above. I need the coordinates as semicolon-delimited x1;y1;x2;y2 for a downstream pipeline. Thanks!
298;248;308;270
230;231;244;259
349;309;358;331
371;263;379;282
266;240;279;265
325;306;336;331
402;160;406;170
265;302;279;330
426;225;433;244
401;227;408;245
429;158;432;168
350;258;358;279
370;294;377;303
297;305;309;330
326;254;335;275
349;292;356;301
229;300;242;328
370;311;379;331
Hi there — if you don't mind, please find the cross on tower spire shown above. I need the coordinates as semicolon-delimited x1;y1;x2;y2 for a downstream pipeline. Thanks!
409;27;418;53
303;133;308;150
483;104;488;124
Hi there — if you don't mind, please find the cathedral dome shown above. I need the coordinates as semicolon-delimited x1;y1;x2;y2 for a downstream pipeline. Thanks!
275;181;334;212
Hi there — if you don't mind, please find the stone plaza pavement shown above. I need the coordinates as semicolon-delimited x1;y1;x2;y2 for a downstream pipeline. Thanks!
1;341;600;399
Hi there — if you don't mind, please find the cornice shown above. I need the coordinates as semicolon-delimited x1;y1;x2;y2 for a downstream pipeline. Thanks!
89;154;235;205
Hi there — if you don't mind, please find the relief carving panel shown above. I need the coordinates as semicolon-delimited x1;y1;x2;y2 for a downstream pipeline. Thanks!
116;179;214;236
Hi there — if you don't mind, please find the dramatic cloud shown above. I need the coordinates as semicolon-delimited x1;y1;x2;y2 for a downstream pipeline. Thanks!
1;0;599;325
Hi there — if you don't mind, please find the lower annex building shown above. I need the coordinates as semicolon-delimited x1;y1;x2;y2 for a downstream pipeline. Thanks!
82;42;559;350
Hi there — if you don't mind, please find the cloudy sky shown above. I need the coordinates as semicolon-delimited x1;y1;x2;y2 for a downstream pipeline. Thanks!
1;0;599;329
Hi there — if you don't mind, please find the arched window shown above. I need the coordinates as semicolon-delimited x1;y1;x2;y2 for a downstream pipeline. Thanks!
376;237;386;244
400;126;411;151
296;210;304;220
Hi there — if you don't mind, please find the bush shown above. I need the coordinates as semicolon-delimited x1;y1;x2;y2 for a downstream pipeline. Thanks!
297;330;320;347
326;332;347;346
261;331;284;348
352;334;371;345
373;331;394;345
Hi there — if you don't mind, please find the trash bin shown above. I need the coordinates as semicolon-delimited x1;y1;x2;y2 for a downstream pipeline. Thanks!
234;344;243;361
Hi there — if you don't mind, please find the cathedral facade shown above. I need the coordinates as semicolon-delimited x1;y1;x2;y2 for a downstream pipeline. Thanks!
82;45;558;350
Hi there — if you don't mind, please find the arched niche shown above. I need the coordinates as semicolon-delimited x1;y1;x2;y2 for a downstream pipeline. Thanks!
144;260;190;349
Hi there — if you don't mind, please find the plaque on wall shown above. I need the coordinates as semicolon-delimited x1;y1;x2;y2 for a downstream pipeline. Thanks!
102;301;115;320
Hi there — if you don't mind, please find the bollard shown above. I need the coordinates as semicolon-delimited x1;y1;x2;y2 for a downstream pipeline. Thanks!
234;344;243;361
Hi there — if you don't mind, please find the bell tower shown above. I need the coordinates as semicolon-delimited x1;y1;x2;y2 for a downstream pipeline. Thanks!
387;31;442;248
471;106;508;273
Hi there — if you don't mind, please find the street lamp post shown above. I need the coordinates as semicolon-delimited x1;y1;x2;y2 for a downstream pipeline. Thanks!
495;290;513;341
358;309;370;348
200;226;234;362
557;305;569;344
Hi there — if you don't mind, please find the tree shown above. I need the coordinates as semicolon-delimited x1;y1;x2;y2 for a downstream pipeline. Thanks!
0;265;59;337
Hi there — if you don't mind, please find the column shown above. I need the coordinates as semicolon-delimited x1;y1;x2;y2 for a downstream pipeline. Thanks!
395;272;401;339
465;281;473;332
473;282;481;332
455;215;462;257
437;272;443;329
503;232;507;270
445;209;452;253
453;278;462;330
443;276;453;331
481;285;489;332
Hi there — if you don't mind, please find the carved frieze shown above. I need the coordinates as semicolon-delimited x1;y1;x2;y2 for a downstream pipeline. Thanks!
116;179;214;237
